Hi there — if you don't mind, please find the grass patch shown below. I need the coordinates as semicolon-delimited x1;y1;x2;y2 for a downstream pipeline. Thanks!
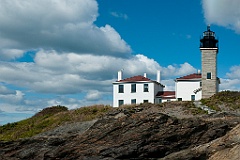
183;101;208;115
201;91;240;111
0;105;113;141
158;101;207;115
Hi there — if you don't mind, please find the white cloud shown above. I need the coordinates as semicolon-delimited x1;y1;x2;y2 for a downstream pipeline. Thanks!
220;78;240;91
1;51;195;95
0;49;24;60
0;90;24;105
0;62;40;84
202;0;240;33
85;90;102;101
0;85;16;95
161;62;196;79
161;79;175;91
100;25;131;54
219;65;240;91
122;54;161;77
0;0;131;57
226;65;240;79
110;12;128;20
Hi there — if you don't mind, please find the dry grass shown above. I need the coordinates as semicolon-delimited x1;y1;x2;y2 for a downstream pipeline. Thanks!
0;105;112;141
201;91;240;111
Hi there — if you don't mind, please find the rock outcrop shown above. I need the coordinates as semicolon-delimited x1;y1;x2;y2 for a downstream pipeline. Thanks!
0;104;240;160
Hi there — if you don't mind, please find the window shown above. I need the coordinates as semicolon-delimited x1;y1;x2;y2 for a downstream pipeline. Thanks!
119;100;124;106
143;100;149;103
207;72;212;79
177;98;182;101
131;99;136;104
131;84;136;93
119;85;124;93
191;95;195;101
159;99;162;103
144;84;149;92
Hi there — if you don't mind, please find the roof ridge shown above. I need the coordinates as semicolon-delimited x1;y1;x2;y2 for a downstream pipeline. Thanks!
118;75;151;82
176;73;201;80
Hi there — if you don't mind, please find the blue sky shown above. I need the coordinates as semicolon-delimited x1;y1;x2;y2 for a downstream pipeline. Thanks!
0;0;240;125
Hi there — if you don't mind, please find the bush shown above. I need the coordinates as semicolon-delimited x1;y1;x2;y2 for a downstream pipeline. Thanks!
33;105;68;118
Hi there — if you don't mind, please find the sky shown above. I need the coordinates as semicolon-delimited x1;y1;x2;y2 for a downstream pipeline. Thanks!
0;0;240;125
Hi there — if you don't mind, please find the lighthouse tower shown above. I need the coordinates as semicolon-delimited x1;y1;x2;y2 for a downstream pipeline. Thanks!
200;25;219;99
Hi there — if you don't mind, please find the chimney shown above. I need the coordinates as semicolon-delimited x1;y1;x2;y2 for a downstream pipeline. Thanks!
197;69;201;74
118;70;123;81
157;70;161;83
144;73;147;78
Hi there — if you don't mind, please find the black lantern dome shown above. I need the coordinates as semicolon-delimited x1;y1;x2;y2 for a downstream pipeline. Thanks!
200;25;218;48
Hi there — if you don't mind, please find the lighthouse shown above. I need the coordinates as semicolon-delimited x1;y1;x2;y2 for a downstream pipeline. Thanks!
200;25;219;99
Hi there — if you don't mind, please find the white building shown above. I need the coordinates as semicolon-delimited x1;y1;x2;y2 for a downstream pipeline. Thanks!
112;71;203;107
112;71;165;107
175;73;202;101
112;70;205;107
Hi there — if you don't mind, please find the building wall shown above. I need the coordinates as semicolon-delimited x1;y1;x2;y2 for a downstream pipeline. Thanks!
155;98;177;103
113;82;163;107
176;80;202;101
162;99;177;103
154;85;164;104
201;49;218;98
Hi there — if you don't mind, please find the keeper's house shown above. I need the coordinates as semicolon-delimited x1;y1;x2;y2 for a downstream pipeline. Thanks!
175;73;202;101
112;70;175;107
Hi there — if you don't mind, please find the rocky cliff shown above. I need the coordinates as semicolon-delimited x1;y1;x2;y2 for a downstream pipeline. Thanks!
0;100;240;159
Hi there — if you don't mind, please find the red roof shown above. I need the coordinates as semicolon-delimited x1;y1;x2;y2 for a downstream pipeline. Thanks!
115;75;165;87
156;91;175;98
118;75;152;82
176;73;201;80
